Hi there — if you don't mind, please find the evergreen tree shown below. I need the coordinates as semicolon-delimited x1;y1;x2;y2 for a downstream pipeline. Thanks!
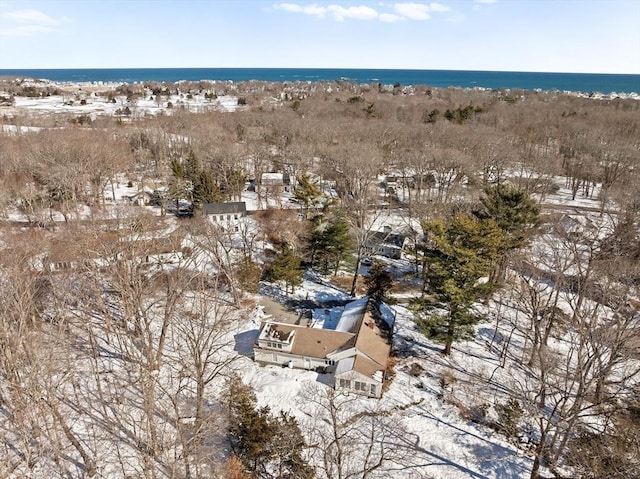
476;183;540;283
477;183;540;249
364;260;393;303
414;213;507;355
271;243;303;294
226;375;277;474
225;375;313;478
170;157;184;179
168;157;188;211
183;150;201;184
293;174;322;219
310;213;353;275
222;167;248;201
192;169;222;211
268;412;314;479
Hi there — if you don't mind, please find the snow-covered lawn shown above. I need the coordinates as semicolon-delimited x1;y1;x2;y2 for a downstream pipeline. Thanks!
234;275;540;479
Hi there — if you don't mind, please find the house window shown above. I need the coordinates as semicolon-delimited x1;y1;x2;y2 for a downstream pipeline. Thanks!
339;378;351;388
370;384;377;396
325;360;335;366
227;215;231;221
354;381;367;392
277;343;282;349
234;214;238;220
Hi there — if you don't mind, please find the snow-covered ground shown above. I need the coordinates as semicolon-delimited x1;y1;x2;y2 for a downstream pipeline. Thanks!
235;275;539;479
1;89;241;120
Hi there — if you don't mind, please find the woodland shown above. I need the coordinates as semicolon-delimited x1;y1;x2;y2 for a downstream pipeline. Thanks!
0;77;639;479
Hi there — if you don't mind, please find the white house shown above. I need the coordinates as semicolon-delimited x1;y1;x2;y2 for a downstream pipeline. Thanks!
203;202;247;230
253;297;394;398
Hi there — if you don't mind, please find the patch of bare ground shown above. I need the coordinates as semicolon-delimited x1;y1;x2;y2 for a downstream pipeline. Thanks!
391;280;422;294
329;274;366;295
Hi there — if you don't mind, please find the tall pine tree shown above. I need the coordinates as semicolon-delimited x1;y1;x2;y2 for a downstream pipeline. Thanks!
415;213;507;355
310;213;353;275
365;260;393;303
271;243;303;294
293;174;323;219
476;183;540;283
192;169;222;211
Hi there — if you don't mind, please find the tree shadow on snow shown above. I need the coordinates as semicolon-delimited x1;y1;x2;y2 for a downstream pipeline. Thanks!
393;401;532;479
470;442;532;478
385;425;492;479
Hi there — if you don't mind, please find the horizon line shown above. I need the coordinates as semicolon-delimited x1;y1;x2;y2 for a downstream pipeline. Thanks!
1;67;639;76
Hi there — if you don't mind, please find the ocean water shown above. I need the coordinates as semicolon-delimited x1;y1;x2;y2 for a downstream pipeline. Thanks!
0;68;638;94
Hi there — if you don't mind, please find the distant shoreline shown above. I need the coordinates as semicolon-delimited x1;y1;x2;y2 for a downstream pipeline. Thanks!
1;68;638;95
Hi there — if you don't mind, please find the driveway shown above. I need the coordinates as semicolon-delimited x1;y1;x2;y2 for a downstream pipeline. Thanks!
257;295;301;324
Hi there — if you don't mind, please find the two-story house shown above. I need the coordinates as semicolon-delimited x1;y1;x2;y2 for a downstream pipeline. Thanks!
253;296;394;398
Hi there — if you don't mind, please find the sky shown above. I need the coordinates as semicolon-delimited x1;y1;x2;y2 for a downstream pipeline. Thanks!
0;0;638;74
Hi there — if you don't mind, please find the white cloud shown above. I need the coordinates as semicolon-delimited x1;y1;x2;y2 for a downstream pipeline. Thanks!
276;3;328;17
392;3;450;20
274;2;451;22
429;2;451;12
0;9;67;36
379;13;403;23
328;5;379;21
394;3;431;20
0;9;63;26
472;0;496;11
276;3;380;21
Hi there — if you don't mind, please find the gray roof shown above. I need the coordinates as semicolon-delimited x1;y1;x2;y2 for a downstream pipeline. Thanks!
367;230;407;248
203;202;246;215
335;296;369;333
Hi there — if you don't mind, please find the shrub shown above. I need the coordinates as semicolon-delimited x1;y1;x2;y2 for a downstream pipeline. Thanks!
409;363;425;377
462;402;490;424
69;114;92;125
235;262;262;293
440;369;456;389
494;398;523;440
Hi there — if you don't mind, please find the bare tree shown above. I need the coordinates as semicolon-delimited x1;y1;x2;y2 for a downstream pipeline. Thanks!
302;387;418;479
